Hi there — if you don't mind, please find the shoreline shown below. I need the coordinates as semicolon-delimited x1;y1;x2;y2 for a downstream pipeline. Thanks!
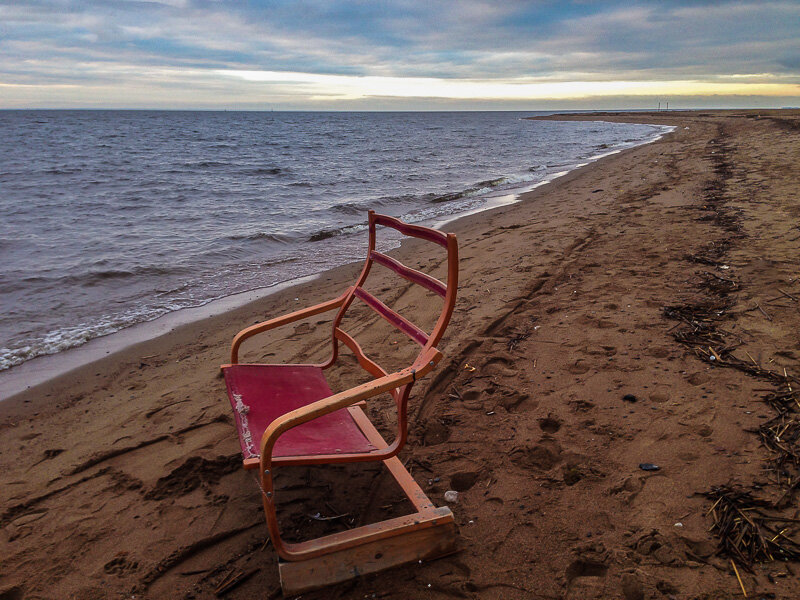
3;109;799;600
0;122;670;403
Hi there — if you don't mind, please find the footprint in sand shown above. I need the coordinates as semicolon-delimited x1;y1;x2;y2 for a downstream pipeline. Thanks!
581;345;617;357
568;360;591;374
422;421;451;445
103;552;139;576
694;424;713;438
449;470;480;492
458;389;485;411
648;388;671;403
596;319;618;329
687;371;710;386
511;437;562;471
564;544;610;600
481;354;516;378
0;587;24;600
646;347;671;359
497;389;534;412
538;416;562;433
293;322;312;335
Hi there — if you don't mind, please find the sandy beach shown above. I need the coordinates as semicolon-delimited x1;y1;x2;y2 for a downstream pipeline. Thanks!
2;110;799;599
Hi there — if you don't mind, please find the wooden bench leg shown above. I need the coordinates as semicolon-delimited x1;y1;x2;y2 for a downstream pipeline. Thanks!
268;406;459;594
279;511;456;594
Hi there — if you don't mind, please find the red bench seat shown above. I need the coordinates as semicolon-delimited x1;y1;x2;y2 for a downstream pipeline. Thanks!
223;364;377;459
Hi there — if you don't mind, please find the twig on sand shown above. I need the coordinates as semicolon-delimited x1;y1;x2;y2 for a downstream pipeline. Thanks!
731;559;748;598
215;568;259;596
754;302;772;321
308;511;350;522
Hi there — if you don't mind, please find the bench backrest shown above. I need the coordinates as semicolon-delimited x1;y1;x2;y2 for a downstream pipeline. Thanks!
326;211;458;407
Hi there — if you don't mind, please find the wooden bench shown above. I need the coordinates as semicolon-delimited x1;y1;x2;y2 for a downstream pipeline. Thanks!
221;211;459;594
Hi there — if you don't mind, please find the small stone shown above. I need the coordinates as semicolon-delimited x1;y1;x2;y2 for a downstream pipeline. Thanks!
638;463;660;471
444;490;459;503
623;394;638;403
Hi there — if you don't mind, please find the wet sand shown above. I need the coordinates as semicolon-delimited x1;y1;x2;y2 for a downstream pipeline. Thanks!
2;110;800;599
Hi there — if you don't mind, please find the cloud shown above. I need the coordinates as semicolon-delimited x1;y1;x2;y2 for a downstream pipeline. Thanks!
0;1;798;108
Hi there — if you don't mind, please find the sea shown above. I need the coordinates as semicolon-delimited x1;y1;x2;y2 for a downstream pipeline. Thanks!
0;110;671;384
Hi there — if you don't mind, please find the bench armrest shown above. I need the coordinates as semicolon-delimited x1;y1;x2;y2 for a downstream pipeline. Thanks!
229;289;350;363
258;346;443;471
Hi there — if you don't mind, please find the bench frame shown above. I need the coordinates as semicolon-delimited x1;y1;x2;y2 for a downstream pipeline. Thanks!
222;211;459;594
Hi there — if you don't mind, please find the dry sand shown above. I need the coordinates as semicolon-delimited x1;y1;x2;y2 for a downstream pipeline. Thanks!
2;110;799;599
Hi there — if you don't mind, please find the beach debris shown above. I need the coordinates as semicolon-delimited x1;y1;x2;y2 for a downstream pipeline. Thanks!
638;463;660;471
699;270;739;294
308;511;350;522
703;486;800;569
756;408;800;508
754;302;772;321
731;559;748;598
214;568;260;596
622;394;638;403
663;302;800;388
444;490;459;504
507;328;531;351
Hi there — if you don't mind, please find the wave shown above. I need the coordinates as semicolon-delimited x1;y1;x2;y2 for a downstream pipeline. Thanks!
308;222;368;242
308;171;554;241
21;265;183;287
227;231;294;243
43;167;83;175
0;307;169;371
331;202;368;216
330;196;404;216
182;160;229;168
308;228;339;242
431;176;509;203
239;166;286;176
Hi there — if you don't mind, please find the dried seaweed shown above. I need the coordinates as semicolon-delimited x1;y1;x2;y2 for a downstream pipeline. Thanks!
662;301;740;356
507;328;532;351
704;486;800;570
757;403;800;507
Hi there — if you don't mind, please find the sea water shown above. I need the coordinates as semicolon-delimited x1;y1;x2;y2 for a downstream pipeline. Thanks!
0;110;669;373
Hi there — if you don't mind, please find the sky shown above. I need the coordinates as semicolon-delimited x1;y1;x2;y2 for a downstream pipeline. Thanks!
1;0;799;110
